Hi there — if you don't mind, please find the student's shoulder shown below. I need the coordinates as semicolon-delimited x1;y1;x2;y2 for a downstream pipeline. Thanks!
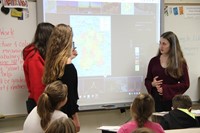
118;121;137;133
120;121;137;129
52;110;68;119
151;55;159;61
148;55;159;65
146;121;165;132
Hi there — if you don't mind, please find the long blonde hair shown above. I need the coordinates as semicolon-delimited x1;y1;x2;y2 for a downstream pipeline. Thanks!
37;80;68;130
43;24;73;84
158;31;187;79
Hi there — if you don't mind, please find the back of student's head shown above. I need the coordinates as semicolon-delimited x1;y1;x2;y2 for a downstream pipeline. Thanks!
37;80;68;130
23;22;54;59
132;127;155;133
45;117;76;133
43;24;73;85
172;94;192;109
131;93;155;127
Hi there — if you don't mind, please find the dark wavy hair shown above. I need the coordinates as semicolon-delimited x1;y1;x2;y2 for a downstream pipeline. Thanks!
23;22;54;59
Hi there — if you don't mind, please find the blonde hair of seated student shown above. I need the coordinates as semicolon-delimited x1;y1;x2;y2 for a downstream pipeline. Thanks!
45;117;76;133
37;80;68;130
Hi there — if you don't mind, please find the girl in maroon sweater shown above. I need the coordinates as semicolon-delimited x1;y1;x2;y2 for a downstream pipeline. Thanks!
145;31;190;112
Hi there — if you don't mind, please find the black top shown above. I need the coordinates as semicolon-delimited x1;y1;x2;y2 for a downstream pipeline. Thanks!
60;63;79;118
159;109;199;130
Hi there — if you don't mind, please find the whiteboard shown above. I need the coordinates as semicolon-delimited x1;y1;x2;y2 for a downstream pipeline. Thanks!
164;5;200;101
0;2;36;116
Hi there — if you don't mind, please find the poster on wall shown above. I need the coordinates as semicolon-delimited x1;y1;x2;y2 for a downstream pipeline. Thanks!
2;0;28;9
165;5;200;18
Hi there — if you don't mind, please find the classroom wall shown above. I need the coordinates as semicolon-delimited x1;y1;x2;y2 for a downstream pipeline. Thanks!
0;0;200;133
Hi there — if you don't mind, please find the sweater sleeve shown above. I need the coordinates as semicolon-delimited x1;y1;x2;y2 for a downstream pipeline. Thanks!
60;64;79;118
162;64;190;101
159;116;170;130
145;58;154;94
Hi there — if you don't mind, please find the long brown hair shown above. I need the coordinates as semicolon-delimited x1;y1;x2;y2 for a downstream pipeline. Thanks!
22;22;54;59
158;31;187;79
131;93;155;128
43;24;73;85
37;80;68;130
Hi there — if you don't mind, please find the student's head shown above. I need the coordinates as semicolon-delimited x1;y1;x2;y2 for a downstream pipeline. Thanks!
23;22;54;59
45;117;76;133
43;24;73;85
158;31;186;79
132;127;155;133
172;94;192;110
37;80;68;130
131;93;155;128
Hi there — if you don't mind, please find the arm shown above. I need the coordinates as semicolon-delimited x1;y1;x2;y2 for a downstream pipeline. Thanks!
159;116;170;130
145;59;154;94
72;112;80;132
162;64;190;101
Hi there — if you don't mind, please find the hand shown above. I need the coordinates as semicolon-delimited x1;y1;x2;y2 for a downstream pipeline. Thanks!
151;76;163;87
156;85;163;95
72;113;80;132
71;49;78;59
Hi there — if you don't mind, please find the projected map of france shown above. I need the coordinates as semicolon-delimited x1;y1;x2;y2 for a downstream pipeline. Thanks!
71;15;111;77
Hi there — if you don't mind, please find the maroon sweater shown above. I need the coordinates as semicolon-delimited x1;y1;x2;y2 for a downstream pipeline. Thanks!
145;55;190;101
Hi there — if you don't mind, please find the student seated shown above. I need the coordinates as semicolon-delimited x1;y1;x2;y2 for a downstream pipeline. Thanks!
23;80;68;133
159;94;200;130
117;93;164;133
45;117;76;133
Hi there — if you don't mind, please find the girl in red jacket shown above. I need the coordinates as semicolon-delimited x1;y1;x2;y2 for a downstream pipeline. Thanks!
22;22;54;113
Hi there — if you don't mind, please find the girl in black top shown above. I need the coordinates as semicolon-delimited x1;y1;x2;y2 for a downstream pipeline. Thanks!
43;24;80;132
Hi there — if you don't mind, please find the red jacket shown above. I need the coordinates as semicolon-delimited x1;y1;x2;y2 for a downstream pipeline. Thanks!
23;44;45;103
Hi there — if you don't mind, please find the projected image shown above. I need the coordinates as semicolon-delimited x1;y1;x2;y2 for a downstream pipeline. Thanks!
121;3;134;15
39;0;162;108
70;15;111;77
78;76;142;105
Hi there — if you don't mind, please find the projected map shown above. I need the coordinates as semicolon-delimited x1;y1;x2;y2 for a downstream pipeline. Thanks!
70;15;111;77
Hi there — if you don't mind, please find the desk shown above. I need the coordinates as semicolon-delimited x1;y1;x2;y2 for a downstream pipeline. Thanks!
98;126;200;133
98;126;120;133
152;110;200;123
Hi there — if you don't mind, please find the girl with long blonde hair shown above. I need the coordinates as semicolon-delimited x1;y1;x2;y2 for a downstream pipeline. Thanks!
43;24;80;132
